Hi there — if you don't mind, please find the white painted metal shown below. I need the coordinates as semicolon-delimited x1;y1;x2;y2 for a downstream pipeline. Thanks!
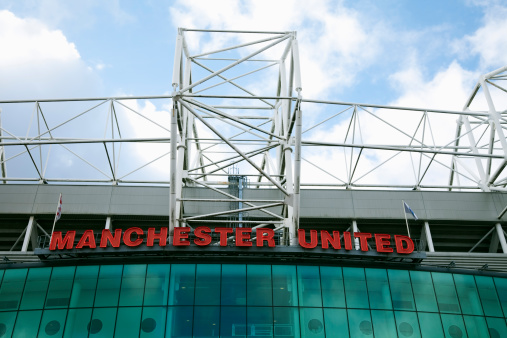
423;221;435;253
496;223;507;254
0;29;506;248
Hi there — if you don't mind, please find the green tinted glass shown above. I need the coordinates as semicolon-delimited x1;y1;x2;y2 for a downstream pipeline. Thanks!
140;307;167;338
69;265;99;308
247;265;272;306
366;269;392;310
273;265;298;307
343;268;369;309
432;273;461;314
46;266;75;308
168;264;195;306
38;309;67;338
94;265;122;307
453;274;482;315
221;264;246;306
114;307;142;337
118;264;146;307
418;312;444;338
0;268;28;311
12;310;42;338
410;271;438;312
19;267;51;310
463;315;489;338
195;264;221;305
475;276;503;317
143;264;170;306
323;308;348;337
388;269;415;311
320;266;346;308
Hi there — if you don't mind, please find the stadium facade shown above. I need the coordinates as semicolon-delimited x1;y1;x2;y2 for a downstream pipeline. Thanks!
1;29;507;337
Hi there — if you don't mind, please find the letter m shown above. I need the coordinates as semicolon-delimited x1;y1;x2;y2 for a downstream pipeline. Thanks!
49;231;76;250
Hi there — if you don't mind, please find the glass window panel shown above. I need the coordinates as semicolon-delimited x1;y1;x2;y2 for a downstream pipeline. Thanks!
0;270;3;283
0;268;28;311
273;265;298;307
114;307;142;338
195;264;221;306
46;266;75;308
221;306;246;338
119;265;146;307
388;269;415;311
69;266;99;308
194;306;220;337
493;277;507;317
300;308;324;338
38;309;67;338
486;317;507;338
475;276;502;317
0;311;17;338
410;271;438;312
323;308;349;338
247;307;272;338
89;308;117;337
394;311;421;338
168;264;195;306
222;264;246;306
140;307;167;338
347;309;372;338
247;265;272;306
371;310;397;337
143;264;170;306
298;266;322;307
463;315;489;338
63;308;92;338
343;268;369;309
94;265;123;307
321;267;346;308
418;312;444;338
365;269;392;310
440;314;466;338
432;273;461;314
12;310;42;338
166;306;193;338
19;267;51;310
274;307;300;338
453;274;482;315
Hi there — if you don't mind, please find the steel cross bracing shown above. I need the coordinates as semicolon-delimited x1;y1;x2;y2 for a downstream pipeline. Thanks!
0;29;506;246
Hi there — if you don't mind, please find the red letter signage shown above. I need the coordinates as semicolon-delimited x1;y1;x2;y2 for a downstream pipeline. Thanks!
173;227;191;246
147;227;168;247
123;227;144;247
298;229;318;249
100;229;122;248
76;230;96;249
236;228;252;247
49;231;76;250
375;234;393;253
194;227;212;246
256;228;275;247
395;235;415;254
354;232;372;251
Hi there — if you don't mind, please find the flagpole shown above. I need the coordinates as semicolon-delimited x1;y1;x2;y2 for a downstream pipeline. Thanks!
50;193;62;239
402;200;411;238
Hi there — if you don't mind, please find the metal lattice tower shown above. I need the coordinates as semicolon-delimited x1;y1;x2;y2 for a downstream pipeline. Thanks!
0;29;506;247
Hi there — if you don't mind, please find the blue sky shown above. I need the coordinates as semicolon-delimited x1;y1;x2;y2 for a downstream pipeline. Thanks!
1;0;507;187
1;0;506;106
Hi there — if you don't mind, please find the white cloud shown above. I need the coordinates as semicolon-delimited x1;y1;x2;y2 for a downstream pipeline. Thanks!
169;0;382;99
459;4;507;70
0;10;101;99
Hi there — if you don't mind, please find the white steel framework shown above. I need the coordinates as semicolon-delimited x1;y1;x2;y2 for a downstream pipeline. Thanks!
0;29;506;246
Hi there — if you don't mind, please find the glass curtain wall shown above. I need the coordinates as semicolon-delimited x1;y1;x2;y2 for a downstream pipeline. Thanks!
0;264;506;337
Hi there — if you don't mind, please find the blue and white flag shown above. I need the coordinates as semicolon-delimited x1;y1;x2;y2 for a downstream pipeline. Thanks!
404;201;418;220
